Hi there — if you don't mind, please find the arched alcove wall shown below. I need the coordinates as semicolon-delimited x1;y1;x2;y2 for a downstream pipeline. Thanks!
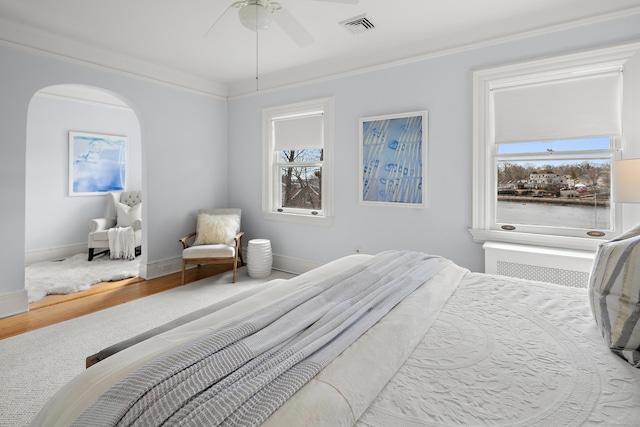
25;85;142;264
0;44;229;319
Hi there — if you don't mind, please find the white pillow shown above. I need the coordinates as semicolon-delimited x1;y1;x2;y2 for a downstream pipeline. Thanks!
588;224;640;367
116;202;142;227
194;213;239;245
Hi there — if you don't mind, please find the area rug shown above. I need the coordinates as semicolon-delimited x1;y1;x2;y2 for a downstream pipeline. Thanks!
0;267;295;426
25;253;140;303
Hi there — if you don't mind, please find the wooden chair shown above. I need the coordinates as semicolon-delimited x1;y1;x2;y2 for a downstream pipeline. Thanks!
179;209;244;284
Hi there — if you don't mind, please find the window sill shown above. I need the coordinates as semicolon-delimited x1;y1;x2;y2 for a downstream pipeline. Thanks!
262;211;333;227
469;228;604;252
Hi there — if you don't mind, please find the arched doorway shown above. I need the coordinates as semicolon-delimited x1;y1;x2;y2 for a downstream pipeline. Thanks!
25;84;142;304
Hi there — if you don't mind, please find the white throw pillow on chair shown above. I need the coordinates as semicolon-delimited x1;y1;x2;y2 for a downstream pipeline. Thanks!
116;202;142;227
194;213;239;245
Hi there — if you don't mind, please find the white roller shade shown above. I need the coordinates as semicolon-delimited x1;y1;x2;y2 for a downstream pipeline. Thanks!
273;114;323;151
493;72;621;143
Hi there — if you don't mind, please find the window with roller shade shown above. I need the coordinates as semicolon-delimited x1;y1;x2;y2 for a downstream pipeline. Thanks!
262;97;333;226
469;44;640;248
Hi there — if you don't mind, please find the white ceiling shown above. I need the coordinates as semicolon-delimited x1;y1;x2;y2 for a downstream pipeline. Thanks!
1;0;640;97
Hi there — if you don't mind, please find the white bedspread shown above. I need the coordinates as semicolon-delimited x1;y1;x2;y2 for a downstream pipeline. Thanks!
357;272;640;426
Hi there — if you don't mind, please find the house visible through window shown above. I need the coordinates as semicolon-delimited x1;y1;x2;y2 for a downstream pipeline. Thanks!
262;97;333;226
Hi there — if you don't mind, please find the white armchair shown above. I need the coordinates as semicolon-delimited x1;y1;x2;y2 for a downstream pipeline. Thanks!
88;191;142;261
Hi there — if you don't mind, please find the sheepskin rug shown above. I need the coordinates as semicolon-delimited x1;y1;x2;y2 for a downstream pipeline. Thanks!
25;253;139;303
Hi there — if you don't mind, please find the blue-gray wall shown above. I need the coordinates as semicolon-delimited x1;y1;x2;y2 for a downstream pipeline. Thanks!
0;44;227;316
1;12;640;317
227;13;640;272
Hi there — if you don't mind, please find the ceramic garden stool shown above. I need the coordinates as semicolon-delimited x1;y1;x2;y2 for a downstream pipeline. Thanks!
247;239;273;279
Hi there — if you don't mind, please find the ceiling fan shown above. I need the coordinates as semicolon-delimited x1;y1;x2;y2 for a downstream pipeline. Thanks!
206;0;359;48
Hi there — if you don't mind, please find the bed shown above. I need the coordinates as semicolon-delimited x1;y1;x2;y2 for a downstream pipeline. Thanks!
32;251;640;426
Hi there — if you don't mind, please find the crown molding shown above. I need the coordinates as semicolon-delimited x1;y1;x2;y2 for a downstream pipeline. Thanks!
227;6;640;98
1;6;639;100
0;17;229;99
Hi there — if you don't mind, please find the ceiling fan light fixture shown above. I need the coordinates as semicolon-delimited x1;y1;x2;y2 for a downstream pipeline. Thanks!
239;1;273;32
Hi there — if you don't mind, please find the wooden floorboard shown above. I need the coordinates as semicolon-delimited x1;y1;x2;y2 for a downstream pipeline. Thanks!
28;276;145;310
0;264;232;341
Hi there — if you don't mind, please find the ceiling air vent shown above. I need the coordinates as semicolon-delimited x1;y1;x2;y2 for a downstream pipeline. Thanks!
339;14;375;35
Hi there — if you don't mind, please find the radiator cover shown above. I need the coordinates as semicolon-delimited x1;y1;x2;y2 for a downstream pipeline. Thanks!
484;242;595;288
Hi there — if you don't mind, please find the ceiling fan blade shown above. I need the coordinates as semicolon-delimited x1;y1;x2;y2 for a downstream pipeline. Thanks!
272;7;314;48
309;0;359;4
204;4;234;37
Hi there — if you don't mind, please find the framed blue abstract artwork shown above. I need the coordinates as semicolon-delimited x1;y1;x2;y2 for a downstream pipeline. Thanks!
359;111;427;207
69;131;127;196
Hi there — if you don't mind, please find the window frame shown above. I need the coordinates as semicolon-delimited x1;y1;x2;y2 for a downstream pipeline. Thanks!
470;43;640;251
262;97;334;226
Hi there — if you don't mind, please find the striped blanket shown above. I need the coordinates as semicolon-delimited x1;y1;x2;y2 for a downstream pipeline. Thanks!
73;251;451;426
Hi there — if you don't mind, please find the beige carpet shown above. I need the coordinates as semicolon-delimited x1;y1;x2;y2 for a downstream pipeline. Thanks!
0;266;295;427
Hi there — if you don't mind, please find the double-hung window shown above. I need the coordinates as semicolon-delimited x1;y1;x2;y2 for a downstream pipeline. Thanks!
471;43;640;250
262;97;333;226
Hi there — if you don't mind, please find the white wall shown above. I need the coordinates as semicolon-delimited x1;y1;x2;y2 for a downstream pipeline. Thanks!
25;91;141;255
227;13;640;273
0;44;228;317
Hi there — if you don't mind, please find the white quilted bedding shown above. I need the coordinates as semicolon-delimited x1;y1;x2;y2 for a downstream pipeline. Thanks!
32;255;640;426
357;271;640;426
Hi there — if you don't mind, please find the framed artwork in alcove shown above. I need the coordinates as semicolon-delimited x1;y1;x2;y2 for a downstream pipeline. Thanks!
69;131;127;196
359;111;427;207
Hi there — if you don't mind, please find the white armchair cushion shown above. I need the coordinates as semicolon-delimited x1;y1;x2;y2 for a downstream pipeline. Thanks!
183;244;235;260
193;213;239;246
116;202;142;227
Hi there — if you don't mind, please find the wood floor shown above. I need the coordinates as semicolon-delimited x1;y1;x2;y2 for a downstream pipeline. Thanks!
0;264;233;341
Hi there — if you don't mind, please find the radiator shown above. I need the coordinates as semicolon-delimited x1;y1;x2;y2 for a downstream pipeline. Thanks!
483;242;596;288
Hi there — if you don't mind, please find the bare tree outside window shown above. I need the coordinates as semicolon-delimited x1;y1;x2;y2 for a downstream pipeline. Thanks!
279;148;323;210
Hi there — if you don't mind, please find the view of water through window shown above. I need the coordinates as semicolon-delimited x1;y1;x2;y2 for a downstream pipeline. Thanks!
495;137;612;231
497;201;610;230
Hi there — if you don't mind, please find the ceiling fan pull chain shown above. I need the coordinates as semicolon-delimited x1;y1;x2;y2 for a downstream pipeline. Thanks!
256;19;260;91
255;2;260;91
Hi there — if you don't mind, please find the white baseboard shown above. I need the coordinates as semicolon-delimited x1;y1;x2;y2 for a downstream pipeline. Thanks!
142;257;183;280
0;289;28;319
25;243;87;265
272;253;322;275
